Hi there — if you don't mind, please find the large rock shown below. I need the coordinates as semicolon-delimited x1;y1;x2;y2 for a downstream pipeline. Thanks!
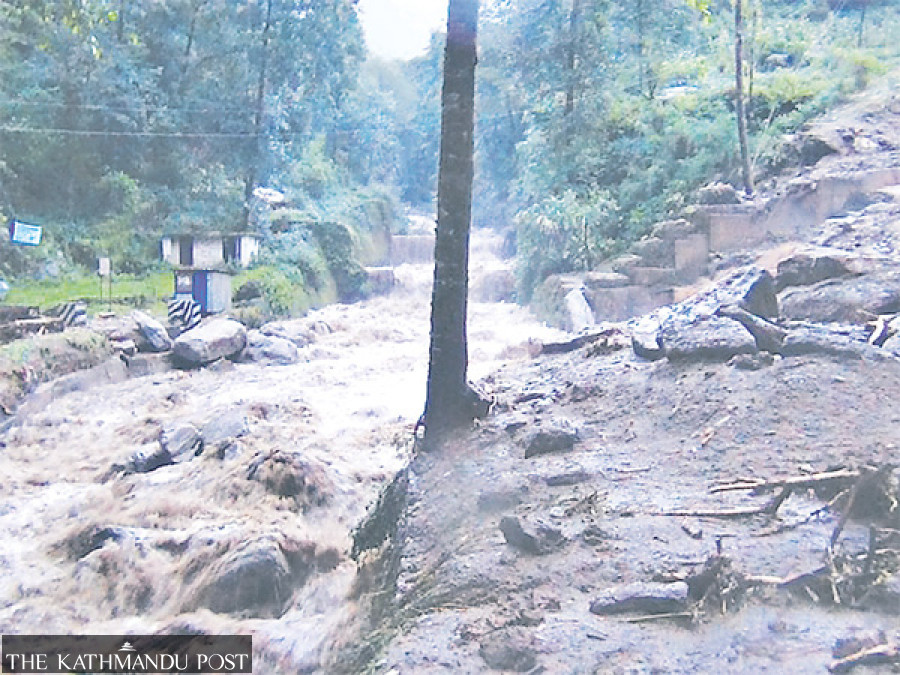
589;581;690;616
779;271;900;324
243;330;299;365
523;419;579;458
193;539;291;617
132;310;173;353
258;319;320;347
677;265;778;321
159;423;202;463
774;247;858;291
662;316;757;361
780;322;877;359
499;516;566;555
173;319;247;365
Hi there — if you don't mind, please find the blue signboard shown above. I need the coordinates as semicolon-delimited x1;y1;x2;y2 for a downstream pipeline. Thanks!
9;220;42;246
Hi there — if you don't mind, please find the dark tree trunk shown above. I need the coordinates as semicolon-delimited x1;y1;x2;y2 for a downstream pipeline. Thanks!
243;0;274;229
424;0;484;444
734;0;754;195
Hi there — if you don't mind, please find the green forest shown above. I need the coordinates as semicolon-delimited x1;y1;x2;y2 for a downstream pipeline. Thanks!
1;0;898;311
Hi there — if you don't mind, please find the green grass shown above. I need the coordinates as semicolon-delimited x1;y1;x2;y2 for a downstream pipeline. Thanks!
4;271;173;317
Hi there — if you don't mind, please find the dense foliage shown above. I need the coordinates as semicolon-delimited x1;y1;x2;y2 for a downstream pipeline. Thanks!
2;0;898;306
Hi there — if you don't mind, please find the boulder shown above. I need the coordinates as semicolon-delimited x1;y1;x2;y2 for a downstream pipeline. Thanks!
780;322;877;359
125;443;172;474
243;330;300;365
258;320;317;348
589;581;690;616
193;539;291;617
780;270;900;324
159;423;203;462
775;247;857;291
669;266;778;324
173;318;247;365
132;310;173;353
780;272;900;324
246;450;333;508
201;411;248;445
499;516;566;555
662;316;757;361
523;420;579;458
651;218;696;242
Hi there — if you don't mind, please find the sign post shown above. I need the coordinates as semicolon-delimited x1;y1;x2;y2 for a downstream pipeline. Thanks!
9;220;43;246
98;257;111;311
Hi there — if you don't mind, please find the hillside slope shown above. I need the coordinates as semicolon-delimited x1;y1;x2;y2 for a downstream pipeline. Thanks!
359;77;900;674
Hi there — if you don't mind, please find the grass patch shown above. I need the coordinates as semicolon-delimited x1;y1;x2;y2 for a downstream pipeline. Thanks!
4;272;172;318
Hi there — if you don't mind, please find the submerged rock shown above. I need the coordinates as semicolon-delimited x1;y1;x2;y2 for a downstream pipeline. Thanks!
159;423;202;462
243;330;300;365
193;539;291;617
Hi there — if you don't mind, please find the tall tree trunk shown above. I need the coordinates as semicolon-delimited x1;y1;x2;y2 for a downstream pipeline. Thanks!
424;0;484;444
734;0;754;195
244;0;274;230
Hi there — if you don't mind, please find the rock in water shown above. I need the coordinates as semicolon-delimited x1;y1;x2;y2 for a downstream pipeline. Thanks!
589;581;690;615
173;318;247;365
193;540;291;617
132;310;173;353
159;423;202;462
243;330;299;365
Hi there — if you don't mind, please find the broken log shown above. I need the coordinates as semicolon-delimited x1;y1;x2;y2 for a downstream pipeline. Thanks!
710;469;860;494
829;643;900;673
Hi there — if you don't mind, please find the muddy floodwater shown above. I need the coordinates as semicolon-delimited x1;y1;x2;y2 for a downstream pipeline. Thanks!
0;230;568;670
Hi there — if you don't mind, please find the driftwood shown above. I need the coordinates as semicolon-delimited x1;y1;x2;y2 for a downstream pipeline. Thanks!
537;329;626;355
829;644;900;673
710;469;860;494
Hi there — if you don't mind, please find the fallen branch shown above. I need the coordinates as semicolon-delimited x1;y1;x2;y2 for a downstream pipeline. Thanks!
829;643;900;673
624;611;695;624
710;469;859;494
